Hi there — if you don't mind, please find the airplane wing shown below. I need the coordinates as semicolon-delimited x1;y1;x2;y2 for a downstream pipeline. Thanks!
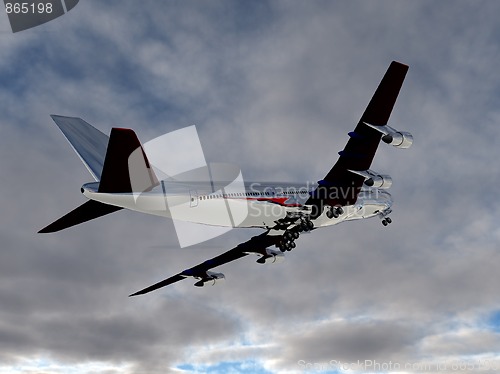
129;232;283;296
306;61;409;215
130;61;411;296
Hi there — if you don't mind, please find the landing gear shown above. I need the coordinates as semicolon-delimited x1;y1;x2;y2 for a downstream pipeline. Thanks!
279;228;300;252
279;223;306;252
279;238;295;252
326;208;334;219
277;215;315;252
378;208;392;227
299;217;314;232
283;230;300;241
381;216;392;226
326;206;344;219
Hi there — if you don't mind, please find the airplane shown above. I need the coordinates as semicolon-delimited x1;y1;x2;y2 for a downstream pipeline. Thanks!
38;61;412;296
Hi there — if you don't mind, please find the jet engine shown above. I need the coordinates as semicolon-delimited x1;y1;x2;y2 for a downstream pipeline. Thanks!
194;271;225;287
256;248;285;264
381;131;413;149
363;122;413;149
348;169;393;189
364;174;393;189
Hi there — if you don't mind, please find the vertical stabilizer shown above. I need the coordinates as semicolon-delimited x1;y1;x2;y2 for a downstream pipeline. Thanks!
50;115;109;181
98;128;159;193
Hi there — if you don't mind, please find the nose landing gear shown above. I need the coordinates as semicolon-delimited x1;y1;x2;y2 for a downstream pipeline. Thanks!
379;209;392;226
381;217;392;226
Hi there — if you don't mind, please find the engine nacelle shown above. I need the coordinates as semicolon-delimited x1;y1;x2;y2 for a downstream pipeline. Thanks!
194;271;225;287
363;122;413;149
382;131;413;149
257;248;285;264
364;174;393;189
348;169;392;189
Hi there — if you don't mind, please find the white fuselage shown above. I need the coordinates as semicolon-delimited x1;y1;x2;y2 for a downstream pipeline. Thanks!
81;180;392;230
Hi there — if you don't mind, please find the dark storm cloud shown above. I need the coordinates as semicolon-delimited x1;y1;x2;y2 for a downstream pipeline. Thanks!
2;1;500;373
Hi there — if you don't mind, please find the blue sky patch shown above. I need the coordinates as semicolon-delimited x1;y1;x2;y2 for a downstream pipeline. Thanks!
176;360;273;374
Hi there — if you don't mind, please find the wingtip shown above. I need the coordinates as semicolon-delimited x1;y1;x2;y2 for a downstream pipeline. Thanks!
38;224;55;233
391;60;409;69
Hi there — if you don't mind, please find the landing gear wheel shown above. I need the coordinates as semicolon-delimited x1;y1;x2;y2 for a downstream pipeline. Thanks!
382;219;388;226
282;239;295;251
292;231;299;239
307;220;314;230
326;208;334;219
335;207;344;216
385;217;392;224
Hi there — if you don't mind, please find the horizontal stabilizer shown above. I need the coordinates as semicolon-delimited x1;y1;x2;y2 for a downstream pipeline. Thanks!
38;200;122;233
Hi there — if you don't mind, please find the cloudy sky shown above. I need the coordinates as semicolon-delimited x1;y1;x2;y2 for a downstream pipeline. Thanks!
2;1;500;373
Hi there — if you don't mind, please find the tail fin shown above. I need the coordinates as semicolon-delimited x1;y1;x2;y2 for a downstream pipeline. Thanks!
39;117;158;233
98;128;158;193
50;115;109;181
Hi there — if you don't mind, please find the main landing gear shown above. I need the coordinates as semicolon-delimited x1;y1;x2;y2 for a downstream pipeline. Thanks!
299;217;314;232
278;217;313;252
326;206;344;219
